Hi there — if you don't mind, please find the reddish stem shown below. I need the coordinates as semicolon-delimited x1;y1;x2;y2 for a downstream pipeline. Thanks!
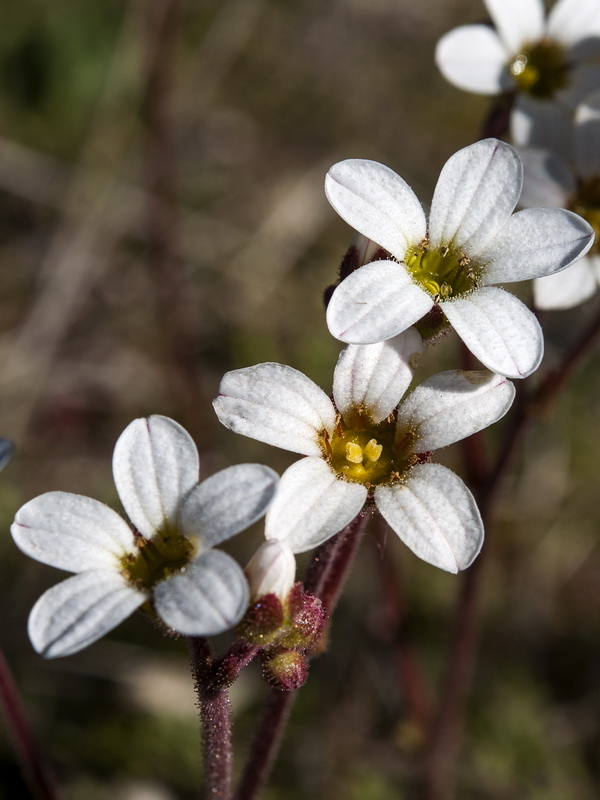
0;651;61;800
234;513;370;800
421;302;600;799
372;518;433;734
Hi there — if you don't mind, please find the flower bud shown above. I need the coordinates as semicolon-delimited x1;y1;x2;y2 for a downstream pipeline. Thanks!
262;648;309;691
245;540;296;602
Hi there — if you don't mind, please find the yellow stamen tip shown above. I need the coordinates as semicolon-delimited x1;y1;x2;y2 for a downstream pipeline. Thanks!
364;439;383;462
345;442;363;464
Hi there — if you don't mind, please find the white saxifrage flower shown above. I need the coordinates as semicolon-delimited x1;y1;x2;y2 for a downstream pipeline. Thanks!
213;331;516;573
435;0;600;133
11;415;278;658
324;139;594;378
519;92;600;309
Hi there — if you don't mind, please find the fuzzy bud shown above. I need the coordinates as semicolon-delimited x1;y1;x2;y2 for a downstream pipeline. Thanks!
262;648;309;691
236;593;285;645
279;584;327;652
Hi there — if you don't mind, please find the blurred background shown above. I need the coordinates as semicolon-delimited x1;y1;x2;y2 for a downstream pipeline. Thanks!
0;0;600;798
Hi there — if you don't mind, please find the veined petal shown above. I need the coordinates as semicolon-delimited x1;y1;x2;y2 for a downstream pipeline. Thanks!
326;261;433;344
180;463;279;548
533;259;598;309
485;0;545;53
442;287;543;378
518;147;573;208
28;571;147;658
325;159;426;260
435;26;510;94
264;457;367;553
575;90;600;177
429;140;523;256
547;0;600;50
153;550;249;636
397;370;515;452
12;492;135;573
480;207;594;283
375;463;483;573
213;363;335;457
333;329;423;424
113;416;199;541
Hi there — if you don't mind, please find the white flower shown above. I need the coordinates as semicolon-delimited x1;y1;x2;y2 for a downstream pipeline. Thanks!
435;0;600;127
11;415;278;658
324;139;594;378
213;331;516;573
519;92;600;308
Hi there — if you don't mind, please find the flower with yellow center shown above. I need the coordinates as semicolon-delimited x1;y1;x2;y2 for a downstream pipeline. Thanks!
324;140;594;378
519;91;600;309
213;333;516;573
435;0;600;120
11;415;278;658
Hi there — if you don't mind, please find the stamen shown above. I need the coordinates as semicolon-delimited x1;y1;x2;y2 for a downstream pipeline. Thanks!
345;442;363;464
364;439;382;462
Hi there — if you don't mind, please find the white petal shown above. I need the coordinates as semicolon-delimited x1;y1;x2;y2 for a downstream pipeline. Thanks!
333;329;423;424
264;457;367;554
153;550;249;636
547;0;600;50
560;64;600;108
180;463;279;548
435;26;510;94
213;363;335;457
113;416;199;540
429;140;523;256
28;571;147;658
246;540;296;601
511;97;574;152
575;90;600;177
375;463;483;573
480;208;594;283
442;287;543;378
397;370;515;452
533;258;598;309
12;492;135;573
326;261;433;344
325;159;427;260
518;147;573;208
485;0;545;53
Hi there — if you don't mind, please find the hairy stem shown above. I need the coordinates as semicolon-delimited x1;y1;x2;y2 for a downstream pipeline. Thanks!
235;513;370;800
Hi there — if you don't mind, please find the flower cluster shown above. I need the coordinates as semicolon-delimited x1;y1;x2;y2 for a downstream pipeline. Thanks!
12;5;600;662
436;0;600;311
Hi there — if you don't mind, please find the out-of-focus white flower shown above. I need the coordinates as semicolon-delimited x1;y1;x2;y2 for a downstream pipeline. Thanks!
324;140;593;378
214;331;516;573
519;92;600;308
436;0;600;137
11;415;278;658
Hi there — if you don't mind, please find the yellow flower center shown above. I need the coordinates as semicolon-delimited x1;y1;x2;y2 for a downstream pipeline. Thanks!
321;411;417;487
120;525;197;591
570;177;600;254
510;40;569;99
405;242;481;300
